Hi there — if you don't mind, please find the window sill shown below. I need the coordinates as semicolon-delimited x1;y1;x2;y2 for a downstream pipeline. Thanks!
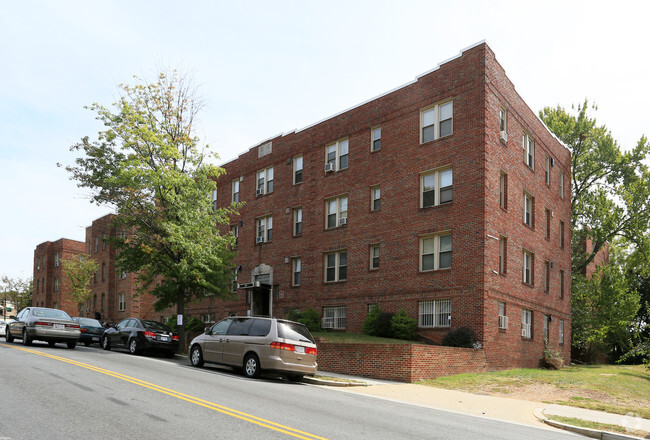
418;326;451;330
521;337;534;341
421;201;453;210
323;280;347;285
522;222;535;231
325;224;348;232
420;133;453;146
419;267;452;274
522;282;534;288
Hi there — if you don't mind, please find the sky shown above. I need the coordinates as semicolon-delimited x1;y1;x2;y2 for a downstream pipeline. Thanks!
1;0;649;282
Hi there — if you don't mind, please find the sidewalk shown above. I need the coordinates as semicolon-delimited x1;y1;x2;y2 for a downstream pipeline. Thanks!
307;372;650;439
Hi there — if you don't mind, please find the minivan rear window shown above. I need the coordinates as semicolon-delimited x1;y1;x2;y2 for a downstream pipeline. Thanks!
277;321;315;343
248;319;271;337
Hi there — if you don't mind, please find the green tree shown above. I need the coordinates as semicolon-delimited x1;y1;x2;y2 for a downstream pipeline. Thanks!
63;71;238;349
61;254;98;310
0;276;32;314
539;101;650;274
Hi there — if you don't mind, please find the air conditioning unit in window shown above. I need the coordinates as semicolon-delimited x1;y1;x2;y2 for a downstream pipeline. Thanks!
500;130;508;142
498;315;509;329
256;189;264;196
256;236;265;244
324;163;335;173
338;217;348;226
321;317;334;329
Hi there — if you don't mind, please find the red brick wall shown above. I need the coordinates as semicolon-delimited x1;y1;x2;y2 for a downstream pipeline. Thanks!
316;341;488;382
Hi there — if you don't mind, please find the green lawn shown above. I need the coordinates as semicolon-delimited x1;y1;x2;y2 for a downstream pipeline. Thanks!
312;331;415;344
418;364;650;419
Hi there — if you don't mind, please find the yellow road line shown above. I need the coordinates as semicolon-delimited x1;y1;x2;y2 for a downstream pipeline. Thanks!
2;344;328;440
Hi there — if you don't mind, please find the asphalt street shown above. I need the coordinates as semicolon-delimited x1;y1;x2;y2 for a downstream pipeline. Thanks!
0;341;580;440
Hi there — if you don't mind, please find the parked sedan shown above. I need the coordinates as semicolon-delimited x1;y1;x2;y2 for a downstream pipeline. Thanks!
101;318;178;357
72;317;105;346
5;307;80;349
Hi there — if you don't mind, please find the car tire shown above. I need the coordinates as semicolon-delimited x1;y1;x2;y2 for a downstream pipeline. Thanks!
48;341;56;347
22;329;32;346
243;353;261;379
67;341;77;349
128;338;141;355
102;336;111;351
6;328;14;343
190;345;204;368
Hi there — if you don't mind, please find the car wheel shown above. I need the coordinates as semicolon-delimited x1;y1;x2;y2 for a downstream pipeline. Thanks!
128;338;141;355
102;336;111;351
243;353;261;378
6;328;14;343
22;329;32;346
48;341;56;347
190;345;204;368
67;341;77;349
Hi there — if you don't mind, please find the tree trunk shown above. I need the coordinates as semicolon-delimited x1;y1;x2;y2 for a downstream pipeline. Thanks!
176;288;185;354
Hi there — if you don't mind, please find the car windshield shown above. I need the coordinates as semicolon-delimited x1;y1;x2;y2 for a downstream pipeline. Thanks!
277;321;315;343
141;320;170;331
33;309;71;320
78;318;102;327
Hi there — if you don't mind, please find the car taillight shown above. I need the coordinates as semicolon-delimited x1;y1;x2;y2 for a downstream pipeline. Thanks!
270;341;295;351
143;331;157;338
79;328;88;333
305;347;317;356
172;335;179;341
66;324;80;329
34;321;53;326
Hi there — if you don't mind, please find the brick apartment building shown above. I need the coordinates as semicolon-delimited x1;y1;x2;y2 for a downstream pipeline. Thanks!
186;41;572;369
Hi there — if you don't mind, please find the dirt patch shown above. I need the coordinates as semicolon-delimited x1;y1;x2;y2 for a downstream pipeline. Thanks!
487;383;614;404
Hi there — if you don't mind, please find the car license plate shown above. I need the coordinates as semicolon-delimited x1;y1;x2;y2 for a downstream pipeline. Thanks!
295;346;305;354
160;335;169;342
53;324;64;329
92;337;99;341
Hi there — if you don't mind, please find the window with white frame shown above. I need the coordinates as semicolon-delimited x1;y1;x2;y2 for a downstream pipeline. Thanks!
322;306;346;329
371;127;381;151
293;156;303;184
418;299;451;328
559;171;565;199
499;236;507;275
292;257;301;286
523;249;534;285
500;107;507;139
371;186;380;211
325;139;349;171
420;233;452;271
521;309;533;339
230;224;239;247
326;195;348;228
370;244;380;270
202;314;215;324
293;208;302;236
498;302;508;329
95;236;99;253
499;171;507;209
544;314;551;342
256;216;273;243
102;233;107;250
325;250;347;282
523;191;534;227
120;269;127;279
421;168;452;208
523;133;535;169
118;293;126;311
421;101;453;143
559;319;564;344
232;180;240;203
54;277;59;292
545;156;551;185
256;167;274;195
54;253;60;267
211;189;218;210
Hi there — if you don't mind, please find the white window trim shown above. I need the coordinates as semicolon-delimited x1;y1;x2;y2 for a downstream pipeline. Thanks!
256;167;274;195
325;139;349;171
418;299;451;328
559;171;565;199
211;189;218;211
326;195;348;229
523;133;535;169
420;232;452;272
292;257;301;286
499;171;507;209
420;100;453;144
559;319;565;344
371;126;381;151
118;293;126;311
293;207;303;236
322;306;346;329
293;156;303;185
523;249;534;285
232;180;240;203
498;302;508;329
370;185;380;211
370;244;380;270
545;155;551;185
499;236;507;274
256;215;273;243
523;191;534;227
522;309;533;338
324;250;347;282
420;167;453;208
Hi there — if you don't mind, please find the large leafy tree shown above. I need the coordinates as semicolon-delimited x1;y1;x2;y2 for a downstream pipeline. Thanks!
0;276;32;315
61;254;98;311
64;71;237;348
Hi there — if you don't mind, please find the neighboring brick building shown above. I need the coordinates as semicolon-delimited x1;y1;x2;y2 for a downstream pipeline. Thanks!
185;42;572;369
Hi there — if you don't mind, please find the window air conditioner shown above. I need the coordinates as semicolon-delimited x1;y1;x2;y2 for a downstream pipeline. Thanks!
338;217;347;226
498;315;508;329
324;163;335;173
321;317;334;329
256;236;265;244
500;131;508;142
256;189;264;196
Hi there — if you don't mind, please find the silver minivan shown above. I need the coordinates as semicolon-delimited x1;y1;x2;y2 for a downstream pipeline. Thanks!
189;316;317;380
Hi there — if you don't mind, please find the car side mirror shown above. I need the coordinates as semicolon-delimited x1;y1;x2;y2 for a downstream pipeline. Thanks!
204;327;211;335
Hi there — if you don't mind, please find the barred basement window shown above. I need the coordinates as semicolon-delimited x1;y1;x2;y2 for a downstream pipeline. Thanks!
418;299;451;328
322;306;346;329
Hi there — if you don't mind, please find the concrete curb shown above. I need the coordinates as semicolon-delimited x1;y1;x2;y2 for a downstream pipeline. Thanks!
302;376;368;387
533;408;642;440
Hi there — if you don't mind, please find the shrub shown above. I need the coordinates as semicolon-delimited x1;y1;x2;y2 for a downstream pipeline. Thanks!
185;317;206;333
374;312;396;338
165;316;178;332
362;306;382;336
297;308;321;332
390;309;417;340
442;327;476;348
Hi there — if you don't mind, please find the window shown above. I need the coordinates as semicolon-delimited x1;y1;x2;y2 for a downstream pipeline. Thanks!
232;180;240;203
202;314;215;324
418;299;451;328
256;216;273;243
293;156;303;184
560;220;565;248
523;249;534;285
95;236;99;253
421;168;452;208
523;133;535;169
559;171;565;199
544;314;551;342
499;172;507;209
120;270;127;279
36;279;40;293
371;127;381;151
102;262;106;282
560;269;565;299
118;293;126;311
293;208;303;236
499;236;507;274
420;233;452;271
523;191;534;227
322;306;346;329
292;258;301;286
370;245;380;270
371;186;380;211
521;309;533;339
54;253;60;268
559;319;565;344
545;208;551;240
325;139;349;171
499;107;507;140
421;101;453;143
37;256;40;271
498;302;508;329
256;167;274;195
54;277;59;292
230;224;239;247
545;156;551;185
325;251;347;282
326;195;348;228
211;189;218;211
544;261;550;294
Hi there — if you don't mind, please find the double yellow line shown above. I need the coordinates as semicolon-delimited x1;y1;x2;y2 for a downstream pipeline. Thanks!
4;344;328;440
